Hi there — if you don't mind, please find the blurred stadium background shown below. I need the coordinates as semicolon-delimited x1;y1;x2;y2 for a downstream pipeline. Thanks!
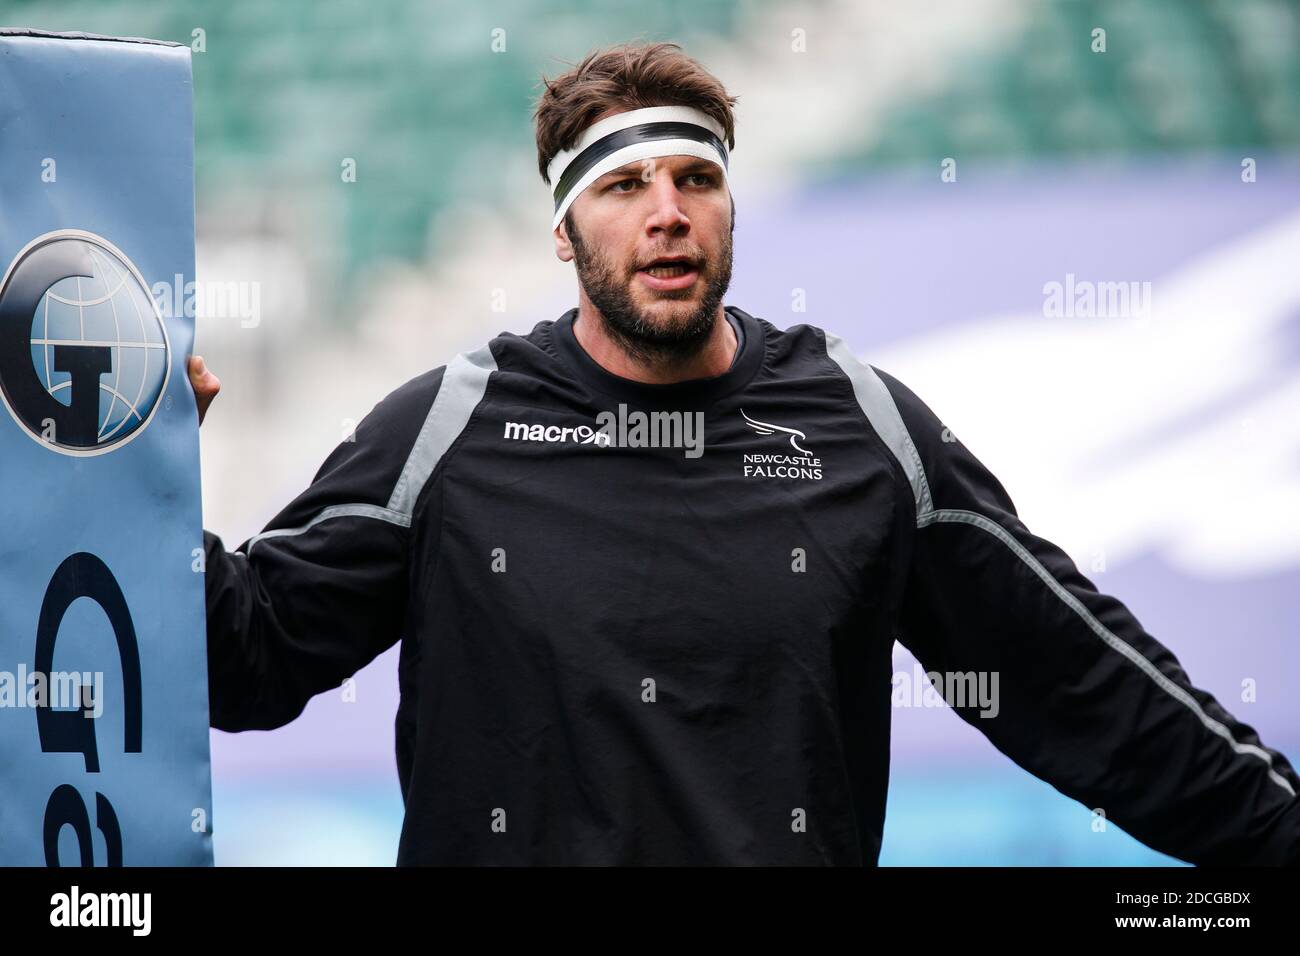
8;0;1300;864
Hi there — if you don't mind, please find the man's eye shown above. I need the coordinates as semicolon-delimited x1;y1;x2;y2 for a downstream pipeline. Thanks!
684;173;715;186
610;179;638;192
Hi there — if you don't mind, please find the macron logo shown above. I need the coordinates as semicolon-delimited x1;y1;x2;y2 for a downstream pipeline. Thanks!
503;420;610;446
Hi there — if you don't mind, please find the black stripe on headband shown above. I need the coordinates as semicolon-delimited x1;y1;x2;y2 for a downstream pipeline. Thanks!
552;121;729;213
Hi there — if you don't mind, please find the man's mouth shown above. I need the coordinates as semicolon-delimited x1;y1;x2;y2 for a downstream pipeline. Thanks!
641;257;696;278
637;256;701;289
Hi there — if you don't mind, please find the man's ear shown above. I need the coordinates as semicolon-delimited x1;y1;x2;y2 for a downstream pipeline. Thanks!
554;218;575;263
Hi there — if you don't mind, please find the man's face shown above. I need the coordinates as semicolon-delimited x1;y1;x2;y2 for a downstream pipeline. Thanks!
556;152;735;363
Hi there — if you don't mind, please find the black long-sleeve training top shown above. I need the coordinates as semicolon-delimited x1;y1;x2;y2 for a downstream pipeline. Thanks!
203;305;1300;865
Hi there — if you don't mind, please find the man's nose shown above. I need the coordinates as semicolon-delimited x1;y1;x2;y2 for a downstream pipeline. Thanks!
644;173;690;234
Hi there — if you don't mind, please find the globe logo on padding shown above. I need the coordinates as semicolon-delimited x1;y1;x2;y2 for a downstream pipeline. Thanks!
0;230;171;455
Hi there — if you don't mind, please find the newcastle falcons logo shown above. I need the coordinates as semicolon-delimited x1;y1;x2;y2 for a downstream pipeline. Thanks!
740;408;812;455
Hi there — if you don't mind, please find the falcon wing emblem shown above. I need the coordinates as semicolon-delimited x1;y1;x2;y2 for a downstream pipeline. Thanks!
741;409;811;456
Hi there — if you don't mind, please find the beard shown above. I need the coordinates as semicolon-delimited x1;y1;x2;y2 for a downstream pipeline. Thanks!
567;202;735;367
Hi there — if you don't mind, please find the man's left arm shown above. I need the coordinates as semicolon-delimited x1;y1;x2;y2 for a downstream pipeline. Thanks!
873;365;1300;865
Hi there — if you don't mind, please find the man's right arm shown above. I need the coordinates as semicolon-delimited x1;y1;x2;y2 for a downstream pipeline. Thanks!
874;364;1300;864
202;366;445;731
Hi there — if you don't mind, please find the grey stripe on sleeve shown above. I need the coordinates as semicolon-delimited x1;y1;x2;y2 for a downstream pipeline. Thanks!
918;507;1297;798
246;503;411;556
386;342;497;516
823;331;934;518
241;342;496;557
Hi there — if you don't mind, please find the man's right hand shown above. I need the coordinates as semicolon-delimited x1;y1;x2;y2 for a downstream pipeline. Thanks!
187;355;221;425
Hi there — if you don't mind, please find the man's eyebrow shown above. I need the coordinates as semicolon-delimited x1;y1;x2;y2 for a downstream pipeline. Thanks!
597;162;642;180
597;158;718;181
675;159;720;175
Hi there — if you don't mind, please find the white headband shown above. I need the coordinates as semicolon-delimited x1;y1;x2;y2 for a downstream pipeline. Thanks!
547;105;731;231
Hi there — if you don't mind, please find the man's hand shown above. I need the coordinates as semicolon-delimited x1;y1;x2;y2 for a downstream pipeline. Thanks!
187;355;221;425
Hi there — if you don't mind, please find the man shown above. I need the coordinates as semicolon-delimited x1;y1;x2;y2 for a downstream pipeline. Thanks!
190;42;1300;865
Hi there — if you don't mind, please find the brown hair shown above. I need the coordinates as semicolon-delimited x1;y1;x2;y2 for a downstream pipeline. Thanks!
533;41;738;187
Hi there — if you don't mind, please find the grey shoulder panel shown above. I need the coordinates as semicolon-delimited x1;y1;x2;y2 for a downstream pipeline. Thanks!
822;330;934;518
387;342;497;516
